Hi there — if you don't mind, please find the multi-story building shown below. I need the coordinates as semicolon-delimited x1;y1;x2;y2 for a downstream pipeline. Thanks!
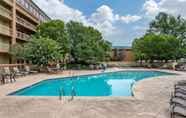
0;0;50;64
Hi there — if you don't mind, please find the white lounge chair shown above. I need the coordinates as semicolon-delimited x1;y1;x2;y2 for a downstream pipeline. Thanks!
171;104;186;118
24;66;38;74
12;67;27;77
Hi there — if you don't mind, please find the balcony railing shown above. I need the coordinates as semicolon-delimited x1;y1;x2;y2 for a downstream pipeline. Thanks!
16;31;30;41
2;0;13;6
16;16;36;31
0;24;11;36
0;42;10;53
0;5;12;19
16;0;50;22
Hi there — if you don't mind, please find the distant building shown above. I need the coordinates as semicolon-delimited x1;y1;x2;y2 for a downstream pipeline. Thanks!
111;46;134;62
0;0;50;64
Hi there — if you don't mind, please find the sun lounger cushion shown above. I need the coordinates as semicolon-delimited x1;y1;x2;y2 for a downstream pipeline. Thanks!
175;92;186;100
173;106;186;117
175;89;186;95
171;97;186;108
175;87;186;92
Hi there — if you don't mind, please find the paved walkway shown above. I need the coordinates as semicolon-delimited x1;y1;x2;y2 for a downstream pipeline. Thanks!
0;68;185;118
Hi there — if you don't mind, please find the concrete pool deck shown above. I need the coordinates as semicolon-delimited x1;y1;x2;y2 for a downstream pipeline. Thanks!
0;68;186;118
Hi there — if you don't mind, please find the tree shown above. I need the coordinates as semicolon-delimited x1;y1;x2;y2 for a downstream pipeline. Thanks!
132;12;186;63
66;21;112;64
11;37;62;67
11;20;112;67
35;20;69;59
10;44;26;60
148;12;186;43
132;33;183;62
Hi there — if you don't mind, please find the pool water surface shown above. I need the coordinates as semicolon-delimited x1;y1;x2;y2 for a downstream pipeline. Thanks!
9;71;173;96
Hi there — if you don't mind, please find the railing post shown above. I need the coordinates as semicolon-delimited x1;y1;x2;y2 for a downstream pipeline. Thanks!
59;87;64;101
69;86;76;101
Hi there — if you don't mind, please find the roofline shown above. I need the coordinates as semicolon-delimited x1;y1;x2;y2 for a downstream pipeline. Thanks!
112;46;132;49
31;0;51;20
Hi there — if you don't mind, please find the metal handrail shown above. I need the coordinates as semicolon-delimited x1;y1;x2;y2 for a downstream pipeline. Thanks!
70;86;76;101
59;87;64;100
130;80;136;96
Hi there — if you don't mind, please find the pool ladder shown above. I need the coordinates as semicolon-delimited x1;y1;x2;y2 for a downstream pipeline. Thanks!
131;80;136;96
59;87;64;100
70;86;76;101
59;86;76;101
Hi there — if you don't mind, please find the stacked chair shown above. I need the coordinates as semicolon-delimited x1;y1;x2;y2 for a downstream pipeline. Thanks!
47;64;63;73
0;65;38;84
170;80;186;118
0;67;16;84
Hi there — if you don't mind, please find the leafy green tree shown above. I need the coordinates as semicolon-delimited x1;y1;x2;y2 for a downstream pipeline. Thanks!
11;37;62;67
148;12;186;43
35;20;69;59
133;12;186;63
66;21;112;64
10;44;26;60
132;34;183;62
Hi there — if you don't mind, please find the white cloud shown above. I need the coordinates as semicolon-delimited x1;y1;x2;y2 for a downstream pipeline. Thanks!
143;0;186;17
33;0;186;46
120;15;142;24
33;0;141;45
143;0;160;15
90;5;115;23
159;0;186;17
33;0;87;24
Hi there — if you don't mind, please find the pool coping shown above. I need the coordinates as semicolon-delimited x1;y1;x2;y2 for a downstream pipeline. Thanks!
5;68;183;98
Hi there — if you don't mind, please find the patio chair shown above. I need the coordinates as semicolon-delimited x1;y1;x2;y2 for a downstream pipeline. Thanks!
171;104;186;118
0;69;3;84
175;63;186;71
175;84;186;91
56;64;63;71
170;97;186;108
3;67;15;83
176;80;186;86
24;66;38;74
47;65;61;73
173;92;186;100
170;80;186;118
47;67;55;73
175;88;186;95
12;67;27;77
0;72;4;84
175;84;186;88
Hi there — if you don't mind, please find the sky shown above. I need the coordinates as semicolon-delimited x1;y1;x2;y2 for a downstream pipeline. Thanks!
33;0;186;46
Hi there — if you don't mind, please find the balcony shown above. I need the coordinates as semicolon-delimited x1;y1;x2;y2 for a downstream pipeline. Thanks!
16;31;30;41
16;16;36;31
2;0;13;6
0;42;10;53
0;5;12;20
0;24;11;36
16;0;50;22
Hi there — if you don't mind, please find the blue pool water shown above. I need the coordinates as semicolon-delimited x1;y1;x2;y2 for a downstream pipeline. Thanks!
9;71;173;96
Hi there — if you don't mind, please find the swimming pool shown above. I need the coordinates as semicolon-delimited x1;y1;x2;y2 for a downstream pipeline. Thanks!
9;71;173;96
